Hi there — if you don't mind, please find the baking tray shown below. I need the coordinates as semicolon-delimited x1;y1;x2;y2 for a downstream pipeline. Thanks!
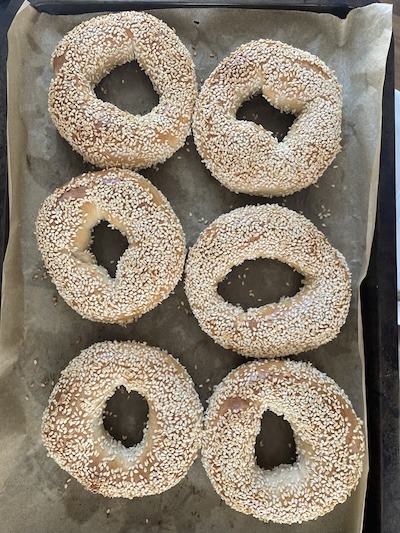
0;1;398;532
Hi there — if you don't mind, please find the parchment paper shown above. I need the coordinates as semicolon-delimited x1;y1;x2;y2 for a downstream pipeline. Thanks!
0;3;392;533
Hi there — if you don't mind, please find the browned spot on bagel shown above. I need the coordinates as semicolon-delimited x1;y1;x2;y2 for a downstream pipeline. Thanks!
157;131;180;147
58;186;86;202
258;305;279;317
248;318;258;330
52;51;68;73
297;60;330;80
218;397;250;416
136;176;164;206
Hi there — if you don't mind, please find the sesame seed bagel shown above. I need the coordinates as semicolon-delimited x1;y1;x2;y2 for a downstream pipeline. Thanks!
185;204;351;358
193;39;342;196
42;341;203;498
202;359;365;524
49;11;197;169
36;169;185;324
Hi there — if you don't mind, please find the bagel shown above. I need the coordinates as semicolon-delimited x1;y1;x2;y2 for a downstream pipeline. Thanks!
41;341;203;498
185;204;351;357
202;359;365;523
49;11;197;169
36;169;185;324
193;39;342;196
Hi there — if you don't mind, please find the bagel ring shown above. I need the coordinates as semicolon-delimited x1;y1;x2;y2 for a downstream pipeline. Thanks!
36;169;185;324
41;341;203;498
193;39;342;196
202;359;365;524
49;11;197;169
185;204;351;358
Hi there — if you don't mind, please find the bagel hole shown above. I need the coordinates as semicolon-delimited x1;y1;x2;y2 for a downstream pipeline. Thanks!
90;221;129;278
103;386;149;448
218;259;304;310
237;94;295;142
95;61;159;115
255;411;296;470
